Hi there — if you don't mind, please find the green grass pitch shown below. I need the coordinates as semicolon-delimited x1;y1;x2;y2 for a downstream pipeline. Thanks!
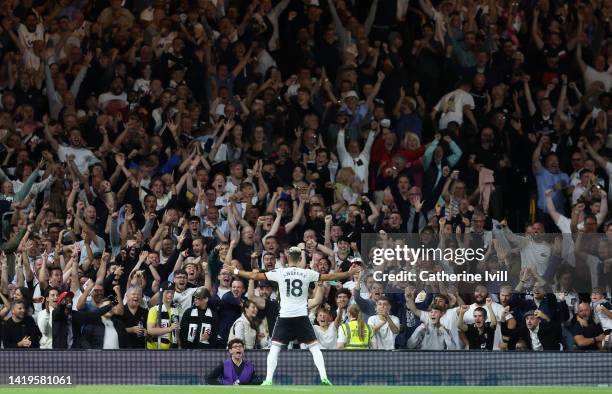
0;386;611;394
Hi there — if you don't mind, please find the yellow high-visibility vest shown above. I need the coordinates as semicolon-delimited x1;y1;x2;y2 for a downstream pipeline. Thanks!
341;320;373;350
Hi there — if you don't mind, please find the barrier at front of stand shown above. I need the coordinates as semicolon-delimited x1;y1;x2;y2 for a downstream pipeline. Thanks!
1;350;611;386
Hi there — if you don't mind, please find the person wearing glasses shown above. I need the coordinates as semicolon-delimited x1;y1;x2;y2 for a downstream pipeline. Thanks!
206;338;261;385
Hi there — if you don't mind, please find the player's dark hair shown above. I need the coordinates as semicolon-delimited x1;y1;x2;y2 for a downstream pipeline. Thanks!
287;247;301;263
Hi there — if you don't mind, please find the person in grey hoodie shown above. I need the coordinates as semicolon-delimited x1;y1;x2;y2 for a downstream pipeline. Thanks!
407;305;458;350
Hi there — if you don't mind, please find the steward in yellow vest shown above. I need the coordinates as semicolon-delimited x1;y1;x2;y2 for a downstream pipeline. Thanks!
338;305;374;349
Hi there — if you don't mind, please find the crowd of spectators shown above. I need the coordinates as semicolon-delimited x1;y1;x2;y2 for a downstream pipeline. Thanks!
0;0;612;351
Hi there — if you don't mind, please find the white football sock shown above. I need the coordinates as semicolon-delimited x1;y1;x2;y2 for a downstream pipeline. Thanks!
308;343;328;380
265;343;282;381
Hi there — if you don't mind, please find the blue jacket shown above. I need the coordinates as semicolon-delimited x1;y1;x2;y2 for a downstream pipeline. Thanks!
211;292;246;344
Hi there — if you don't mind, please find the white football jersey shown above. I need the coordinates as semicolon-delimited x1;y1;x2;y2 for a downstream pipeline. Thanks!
265;267;320;318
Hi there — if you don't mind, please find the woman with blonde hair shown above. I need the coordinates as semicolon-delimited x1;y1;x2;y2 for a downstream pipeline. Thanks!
337;304;375;349
440;170;479;223
333;167;362;214
399;132;425;187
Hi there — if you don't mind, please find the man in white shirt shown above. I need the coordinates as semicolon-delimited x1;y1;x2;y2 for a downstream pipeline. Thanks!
571;169;594;205
171;269;197;316
577;43;612;91
230;246;359;385
432;82;476;130
367;297;400;350
149;269;197;318
262;0;290;51
502;222;551;275
252;41;277;76
77;226;106;264
216;268;233;299
98;77;129;112
44;127;99;173
224;162;244;195
336;128;376;192
18;13;44;50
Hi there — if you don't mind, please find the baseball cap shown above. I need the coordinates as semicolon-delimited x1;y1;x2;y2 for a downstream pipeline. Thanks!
160;281;176;291
57;291;74;304
338;236;351;244
523;310;536;319
193;287;210;299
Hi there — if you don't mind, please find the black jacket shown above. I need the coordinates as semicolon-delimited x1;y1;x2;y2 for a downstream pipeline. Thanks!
52;303;113;349
80;316;129;349
511;293;567;346
2;316;41;348
518;320;561;351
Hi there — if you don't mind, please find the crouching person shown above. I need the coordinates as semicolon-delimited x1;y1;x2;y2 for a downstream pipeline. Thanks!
206;338;261;385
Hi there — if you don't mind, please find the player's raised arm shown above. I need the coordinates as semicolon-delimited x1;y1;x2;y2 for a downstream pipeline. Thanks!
224;263;268;281
320;264;361;282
